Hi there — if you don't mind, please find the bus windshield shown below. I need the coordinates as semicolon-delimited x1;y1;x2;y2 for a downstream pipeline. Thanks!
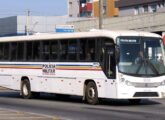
117;37;165;77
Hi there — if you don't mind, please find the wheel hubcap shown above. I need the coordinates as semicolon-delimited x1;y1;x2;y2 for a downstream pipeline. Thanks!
23;84;28;96
88;87;95;98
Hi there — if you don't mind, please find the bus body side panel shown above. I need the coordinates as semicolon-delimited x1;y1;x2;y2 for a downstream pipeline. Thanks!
74;63;107;97
0;62;118;99
5;62;41;91
0;62;12;89
74;64;118;99
40;77;78;95
36;62;111;97
103;79;117;99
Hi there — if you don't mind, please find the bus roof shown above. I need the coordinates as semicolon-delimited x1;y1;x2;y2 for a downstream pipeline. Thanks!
0;30;161;43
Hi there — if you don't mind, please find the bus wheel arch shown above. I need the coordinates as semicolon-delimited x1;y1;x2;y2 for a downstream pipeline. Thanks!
20;77;32;99
83;80;99;105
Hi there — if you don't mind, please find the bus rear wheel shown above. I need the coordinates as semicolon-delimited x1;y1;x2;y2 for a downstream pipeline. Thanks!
85;82;99;105
21;79;32;99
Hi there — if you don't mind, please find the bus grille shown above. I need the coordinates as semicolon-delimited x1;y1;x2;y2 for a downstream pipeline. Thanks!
133;92;159;97
131;82;161;88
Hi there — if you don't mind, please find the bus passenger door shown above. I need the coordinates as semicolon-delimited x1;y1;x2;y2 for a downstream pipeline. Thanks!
104;45;116;79
103;44;117;98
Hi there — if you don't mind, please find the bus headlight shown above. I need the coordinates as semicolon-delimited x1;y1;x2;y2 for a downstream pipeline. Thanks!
160;80;165;86
119;73;125;83
119;78;125;83
125;80;132;86
161;92;165;97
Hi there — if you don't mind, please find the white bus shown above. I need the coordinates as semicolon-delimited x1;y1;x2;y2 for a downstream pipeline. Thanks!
0;30;165;104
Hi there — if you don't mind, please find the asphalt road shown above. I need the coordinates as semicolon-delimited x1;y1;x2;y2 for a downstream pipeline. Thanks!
0;91;165;120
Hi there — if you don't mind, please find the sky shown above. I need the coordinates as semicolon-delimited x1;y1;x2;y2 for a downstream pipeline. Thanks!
0;0;68;18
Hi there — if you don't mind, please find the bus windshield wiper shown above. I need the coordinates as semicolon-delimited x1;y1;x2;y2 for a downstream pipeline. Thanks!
146;59;159;75
136;57;159;75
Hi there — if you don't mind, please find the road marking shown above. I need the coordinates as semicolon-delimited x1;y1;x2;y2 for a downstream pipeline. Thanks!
17;111;24;114
0;109;58;120
0;108;72;120
52;117;60;120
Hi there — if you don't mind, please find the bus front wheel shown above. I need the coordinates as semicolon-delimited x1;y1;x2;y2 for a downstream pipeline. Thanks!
21;79;32;99
85;82;99;105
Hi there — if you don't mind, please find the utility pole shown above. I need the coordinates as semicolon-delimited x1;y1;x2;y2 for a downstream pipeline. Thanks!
99;0;103;29
26;8;30;35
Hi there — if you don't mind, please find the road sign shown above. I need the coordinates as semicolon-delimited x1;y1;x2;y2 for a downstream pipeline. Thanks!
56;25;74;33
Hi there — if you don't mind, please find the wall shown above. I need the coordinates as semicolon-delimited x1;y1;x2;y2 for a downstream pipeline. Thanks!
17;16;79;34
0;16;17;36
93;0;119;18
118;2;165;16
17;16;88;35
93;0;99;17
69;0;80;17
118;6;150;17
157;7;165;12
67;12;165;32
0;15;91;36
107;0;119;17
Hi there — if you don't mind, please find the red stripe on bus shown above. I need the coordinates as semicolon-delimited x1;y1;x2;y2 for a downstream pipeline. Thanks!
0;67;42;69
0;67;102;71
56;68;102;71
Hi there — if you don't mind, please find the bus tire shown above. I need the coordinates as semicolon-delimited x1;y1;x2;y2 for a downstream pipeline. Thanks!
21;79;32;99
85;82;99;105
128;99;141;104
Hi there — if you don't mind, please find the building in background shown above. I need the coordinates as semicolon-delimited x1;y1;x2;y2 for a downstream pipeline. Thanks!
93;0;119;18
0;16;86;37
80;0;93;17
68;0;80;17
115;0;165;17
67;0;165;36
68;0;119;18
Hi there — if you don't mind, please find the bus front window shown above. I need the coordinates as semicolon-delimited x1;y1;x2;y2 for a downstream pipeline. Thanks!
117;37;165;76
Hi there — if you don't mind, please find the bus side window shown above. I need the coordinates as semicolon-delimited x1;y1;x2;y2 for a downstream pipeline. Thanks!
79;39;86;60
33;41;41;61
87;39;96;61
0;43;3;60
26;42;33;61
17;42;24;61
10;42;17;61
87;48;95;60
50;41;58;61
3;43;9;60
42;41;50;61
88;38;96;61
68;40;77;61
79;38;96;61
60;40;68;61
